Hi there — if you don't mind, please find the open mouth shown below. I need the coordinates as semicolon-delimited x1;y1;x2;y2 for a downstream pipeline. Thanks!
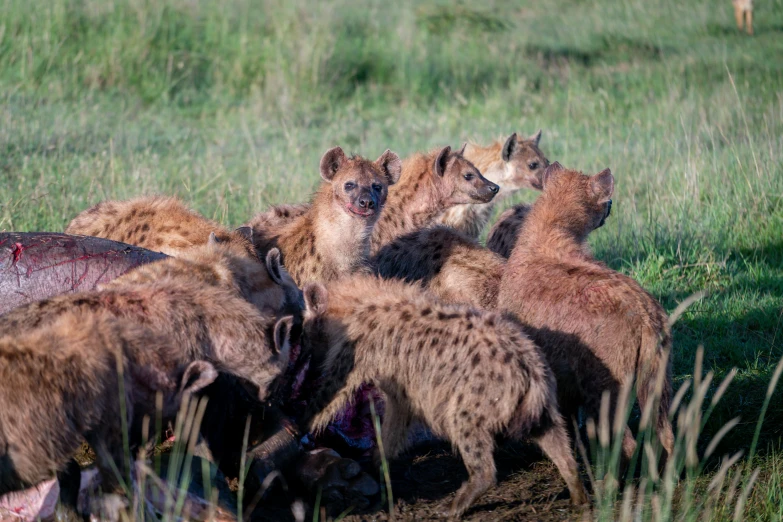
345;204;375;217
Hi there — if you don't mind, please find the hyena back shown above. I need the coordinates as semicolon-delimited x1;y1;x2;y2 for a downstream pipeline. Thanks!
486;203;532;259
301;276;588;518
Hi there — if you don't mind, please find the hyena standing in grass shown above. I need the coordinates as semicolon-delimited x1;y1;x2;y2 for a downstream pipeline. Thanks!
245;147;402;285
0;312;219;516
435;131;548;238
733;0;753;35
372;225;505;309
66;195;257;259
299;276;589;518
498;162;674;464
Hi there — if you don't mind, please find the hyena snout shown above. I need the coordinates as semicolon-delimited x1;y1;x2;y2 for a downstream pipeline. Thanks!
356;189;376;210
475;179;500;202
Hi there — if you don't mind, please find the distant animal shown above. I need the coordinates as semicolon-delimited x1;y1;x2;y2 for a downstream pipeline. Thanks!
435;131;548;238
498;162;674;465
299;275;589;519
733;0;753;35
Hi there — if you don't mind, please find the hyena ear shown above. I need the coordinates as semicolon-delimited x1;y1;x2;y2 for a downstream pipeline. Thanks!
502;133;517;162
528;129;542;146
303;282;328;315
319;146;346;182
207;231;220;246
457;142;468;156
591;168;614;203
433;145;451;177
541;161;565;190
265;248;285;285
273;316;294;357
180;361;218;395
375;149;402;186
234;226;253;242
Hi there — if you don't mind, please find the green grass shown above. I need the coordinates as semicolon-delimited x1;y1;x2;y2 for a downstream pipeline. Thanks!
2;0;782;518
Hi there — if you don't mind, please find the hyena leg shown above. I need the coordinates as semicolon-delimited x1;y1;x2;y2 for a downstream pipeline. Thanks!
636;387;674;464
734;4;745;30
531;417;589;506
448;430;496;520
377;395;413;463
746;9;753;35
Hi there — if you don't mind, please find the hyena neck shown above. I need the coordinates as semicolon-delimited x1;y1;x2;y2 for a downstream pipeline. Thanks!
513;204;592;263
440;203;496;238
312;191;374;275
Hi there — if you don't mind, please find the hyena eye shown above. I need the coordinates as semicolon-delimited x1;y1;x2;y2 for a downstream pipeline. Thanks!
344;182;356;191
463;173;474;181
528;162;540;170
372;183;383;192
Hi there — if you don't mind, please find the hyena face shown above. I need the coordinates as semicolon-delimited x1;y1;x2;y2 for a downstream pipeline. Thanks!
320;147;402;220
499;130;550;191
541;162;614;236
435;145;499;205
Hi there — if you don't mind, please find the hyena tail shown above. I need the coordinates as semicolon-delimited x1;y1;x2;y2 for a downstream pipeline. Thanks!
509;351;559;437
637;327;674;460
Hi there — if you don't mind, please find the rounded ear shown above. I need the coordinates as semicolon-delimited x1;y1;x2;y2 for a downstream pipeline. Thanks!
541;161;565;190
207;231;220;246
375;149;402;186
433;146;451;177
528;129;542;146
265;248;285;285
273;316;294;356
319;146;346;182
591;168;614;203
303;282;328;315
180;361;218;395
502;133;517;162
234;226;253;242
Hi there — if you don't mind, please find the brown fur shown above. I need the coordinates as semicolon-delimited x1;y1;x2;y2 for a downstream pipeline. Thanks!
369;146;499;254
0;241;295;403
246;148;402;287
244;203;310;258
436;132;548;238
66;195;257;259
498;162;674;463
372;226;504;309
300;276;588;518
733;0;753;35
486;203;532;259
0;312;218;499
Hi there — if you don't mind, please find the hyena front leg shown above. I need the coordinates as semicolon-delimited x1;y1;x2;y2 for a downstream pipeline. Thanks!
375;394;413;467
447;429;496;520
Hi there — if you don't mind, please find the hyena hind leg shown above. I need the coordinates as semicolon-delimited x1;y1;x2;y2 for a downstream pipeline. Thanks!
447;430;496;520
531;418;589;506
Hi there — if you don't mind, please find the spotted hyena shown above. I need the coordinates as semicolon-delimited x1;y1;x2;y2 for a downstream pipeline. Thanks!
486;203;532;259
246;147;401;286
299;275;588;518
0;311;219;513
66;195;257;259
498;162;673;464
435;131;548;238
372;225;504;309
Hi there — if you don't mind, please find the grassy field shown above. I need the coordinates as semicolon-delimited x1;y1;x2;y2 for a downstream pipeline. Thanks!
2;0;783;519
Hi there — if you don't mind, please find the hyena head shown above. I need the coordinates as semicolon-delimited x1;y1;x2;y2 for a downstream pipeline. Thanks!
497;130;550;191
319;146;402;221
213;225;259;260
540;162;614;236
256;315;295;403
196;234;292;316
433;145;499;205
